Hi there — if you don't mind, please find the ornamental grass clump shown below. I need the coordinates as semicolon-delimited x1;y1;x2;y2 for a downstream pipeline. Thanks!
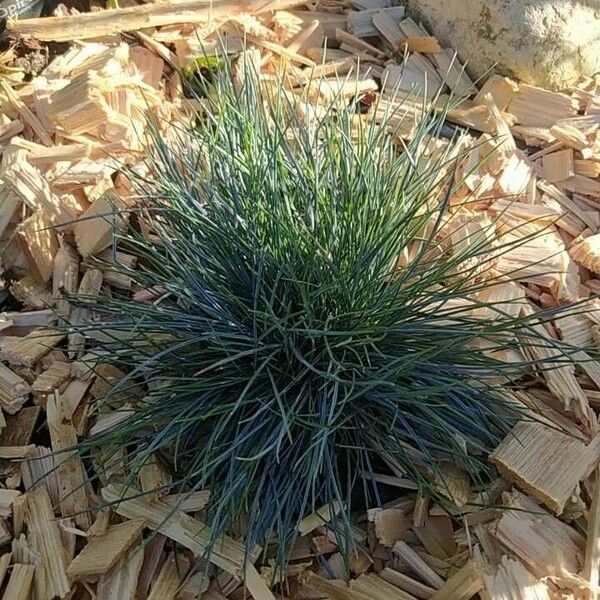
74;65;582;565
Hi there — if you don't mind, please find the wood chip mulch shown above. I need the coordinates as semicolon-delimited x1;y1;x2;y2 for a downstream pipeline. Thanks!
1;0;600;598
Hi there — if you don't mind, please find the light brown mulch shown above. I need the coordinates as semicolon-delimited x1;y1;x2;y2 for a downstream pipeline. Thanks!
1;1;600;598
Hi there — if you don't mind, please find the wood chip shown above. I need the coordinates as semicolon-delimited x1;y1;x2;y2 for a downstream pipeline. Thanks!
1;563;35;600
490;421;599;513
101;484;276;600
68;518;146;579
542;148;574;183
25;487;70;600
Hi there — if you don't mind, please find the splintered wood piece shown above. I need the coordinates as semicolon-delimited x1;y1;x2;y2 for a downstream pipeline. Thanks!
7;0;268;41
482;556;551;600
2;329;66;368
9;276;53;311
351;573;418;600
379;568;436;599
372;10;405;47
298;501;341;535
0;81;52;146
0;184;20;240
336;29;387;59
560;174;600;197
68;268;103;356
74;193;126;258
431;49;474;98
31;362;71;395
542;148;574;183
518;305;592;424
163;490;210;512
5;156;75;225
0;553;11;589
429;560;483;600
0;490;21;518
46;394;92;528
52;241;80;317
490;421;599;513
571;234;600;273
147;553;190;600
25;487;70;600
96;543;144;600
1;564;35;600
347;6;404;38
392;541;444;589
549;122;590;152
298;570;368;600
17;211;59;283
60;378;92;421
508;84;577;128
491;491;583;577
101;484;276;600
0;363;31;414
20;446;61;506
0;446;35;459
382;58;443;101
473;74;518;111
434;462;470;507
584;468;600;596
371;508;410;547
67;518;146;579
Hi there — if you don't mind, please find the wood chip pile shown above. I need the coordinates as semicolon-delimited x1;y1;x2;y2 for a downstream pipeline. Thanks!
0;0;600;598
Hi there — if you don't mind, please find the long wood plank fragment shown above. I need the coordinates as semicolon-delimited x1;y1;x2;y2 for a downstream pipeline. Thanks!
7;0;304;41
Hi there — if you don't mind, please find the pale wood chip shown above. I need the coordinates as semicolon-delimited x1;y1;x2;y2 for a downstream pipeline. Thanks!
25;487;70;600
392;541;444;589
147;553;190;600
491;491;584;577
1;563;35;600
491;421;600;514
68;518;146;579
96;543;144;600
2;329;65;369
47;393;92;528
